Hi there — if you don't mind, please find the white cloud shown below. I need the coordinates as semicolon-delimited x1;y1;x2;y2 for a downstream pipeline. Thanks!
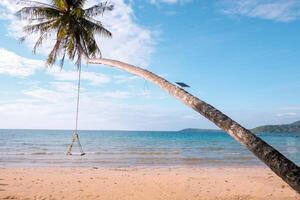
0;0;155;67
220;0;300;22
275;106;300;118
0;80;196;130
183;115;199;119
0;48;44;77
90;0;156;67
47;67;111;86
280;106;300;110
0;0;17;19
101;90;153;99
276;112;297;117
0;48;112;86
113;75;140;83
0;48;192;130
0;47;149;91
23;86;75;104
101;91;131;99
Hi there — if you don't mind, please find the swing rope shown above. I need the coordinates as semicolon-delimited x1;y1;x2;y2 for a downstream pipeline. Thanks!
66;65;85;156
75;65;81;133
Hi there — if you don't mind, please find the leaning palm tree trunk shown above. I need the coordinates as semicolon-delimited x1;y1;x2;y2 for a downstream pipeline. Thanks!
88;58;300;193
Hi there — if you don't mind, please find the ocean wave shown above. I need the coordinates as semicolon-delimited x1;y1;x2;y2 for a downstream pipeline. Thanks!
224;152;240;155
0;152;26;155
31;152;54;155
94;151;180;155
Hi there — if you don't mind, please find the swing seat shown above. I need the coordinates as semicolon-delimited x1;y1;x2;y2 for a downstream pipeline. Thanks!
66;152;86;156
66;132;85;156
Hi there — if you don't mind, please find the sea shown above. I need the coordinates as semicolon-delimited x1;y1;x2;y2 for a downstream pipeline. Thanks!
0;129;299;168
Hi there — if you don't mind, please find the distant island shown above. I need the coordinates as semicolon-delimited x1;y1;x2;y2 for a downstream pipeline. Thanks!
251;120;300;133
180;120;300;134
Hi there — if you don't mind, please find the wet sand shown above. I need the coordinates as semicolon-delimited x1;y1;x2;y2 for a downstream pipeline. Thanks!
0;167;299;200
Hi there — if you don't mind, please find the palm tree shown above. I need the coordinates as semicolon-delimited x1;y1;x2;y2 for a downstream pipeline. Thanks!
88;59;300;193
18;0;300;194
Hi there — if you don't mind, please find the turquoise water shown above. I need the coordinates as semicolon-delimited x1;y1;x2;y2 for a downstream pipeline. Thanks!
0;129;299;167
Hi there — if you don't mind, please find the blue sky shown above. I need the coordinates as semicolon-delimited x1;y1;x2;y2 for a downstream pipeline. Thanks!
0;0;300;130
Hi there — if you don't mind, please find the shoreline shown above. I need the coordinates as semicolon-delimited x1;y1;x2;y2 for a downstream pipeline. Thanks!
0;164;267;169
1;167;299;200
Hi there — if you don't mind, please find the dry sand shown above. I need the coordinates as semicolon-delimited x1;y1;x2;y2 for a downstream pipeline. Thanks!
0;167;299;200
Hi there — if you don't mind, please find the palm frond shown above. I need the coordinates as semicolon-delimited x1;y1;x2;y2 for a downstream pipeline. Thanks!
81;17;112;38
16;6;60;20
84;1;114;17
59;46;67;68
66;36;76;59
33;32;51;54
47;38;63;66
23;19;58;34
51;0;68;11
17;0;55;9
73;0;87;8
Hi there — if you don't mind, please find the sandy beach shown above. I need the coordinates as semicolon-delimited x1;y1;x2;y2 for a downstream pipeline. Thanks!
0;167;299;200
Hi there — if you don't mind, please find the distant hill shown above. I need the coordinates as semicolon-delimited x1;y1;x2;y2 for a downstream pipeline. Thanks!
180;120;300;134
252;120;300;133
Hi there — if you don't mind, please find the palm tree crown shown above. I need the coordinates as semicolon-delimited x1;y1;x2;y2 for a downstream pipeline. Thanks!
17;0;113;67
